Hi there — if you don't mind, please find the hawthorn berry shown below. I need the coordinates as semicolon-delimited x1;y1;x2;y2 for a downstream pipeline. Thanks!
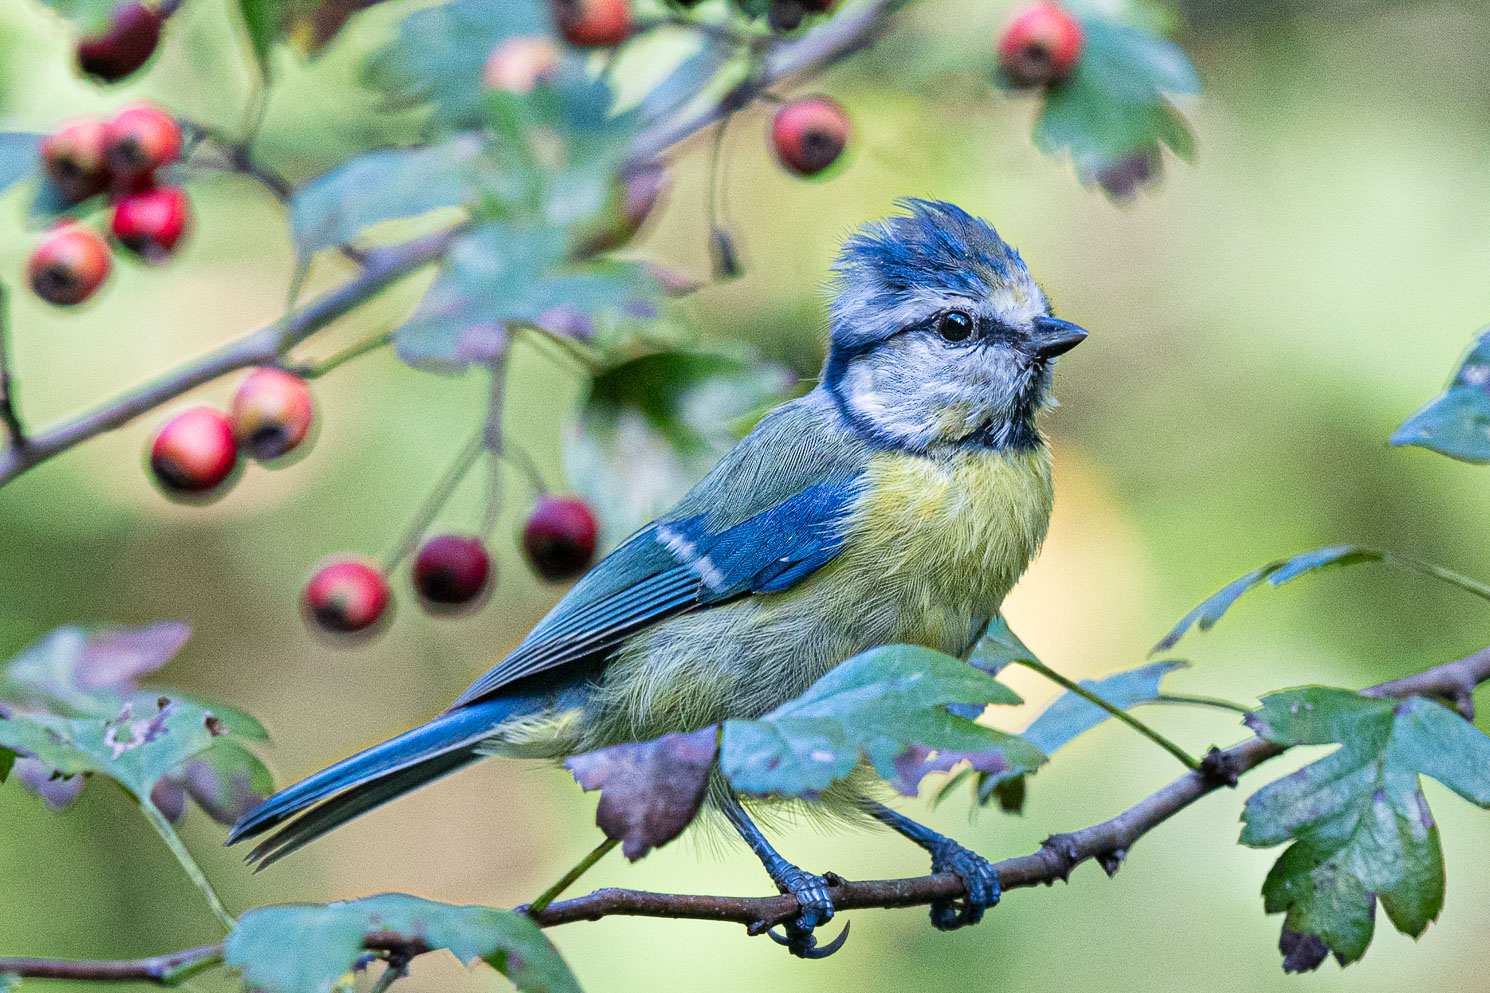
40;119;111;204
483;36;561;94
770;95;850;177
550;0;631;48
522;496;598;582
149;407;238;494
27;224;112;306
76;2;165;83
768;1;806;32
303;558;391;635
997;2;1084;89
229;368;315;461
104;103;182;181
111;186;190;262
413;535;492;608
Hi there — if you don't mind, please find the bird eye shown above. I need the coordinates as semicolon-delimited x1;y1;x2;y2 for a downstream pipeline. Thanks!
937;310;973;342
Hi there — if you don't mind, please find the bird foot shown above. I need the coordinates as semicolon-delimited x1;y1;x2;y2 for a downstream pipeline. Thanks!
764;865;848;958
929;839;1001;931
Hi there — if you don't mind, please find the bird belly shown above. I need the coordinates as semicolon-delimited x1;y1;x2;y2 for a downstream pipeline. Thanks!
575;444;1054;754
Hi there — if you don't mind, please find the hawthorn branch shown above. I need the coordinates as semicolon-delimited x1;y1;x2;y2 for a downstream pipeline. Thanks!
5;646;1487;984
0;0;907;492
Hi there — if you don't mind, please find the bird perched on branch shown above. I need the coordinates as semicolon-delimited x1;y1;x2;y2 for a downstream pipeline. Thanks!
230;198;1087;958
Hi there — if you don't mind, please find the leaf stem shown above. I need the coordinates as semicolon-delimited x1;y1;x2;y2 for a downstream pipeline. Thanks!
380;430;487;573
136;795;237;932
1151;693;1253;714
526;837;619;916
1385;552;1490;603
285;328;395;379
1011;658;1201;771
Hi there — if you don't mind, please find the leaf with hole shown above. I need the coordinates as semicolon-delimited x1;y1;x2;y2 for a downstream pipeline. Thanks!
1241;688;1490;970
226;893;580;993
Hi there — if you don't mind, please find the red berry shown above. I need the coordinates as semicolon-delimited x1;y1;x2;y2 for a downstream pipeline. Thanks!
303;558;390;635
40;118;111;204
76;2;164;84
27;224;112;306
229;368;315;461
550;0;631;48
414;535;492;608
799;0;836;10
104;103;182;181
111;186;190;262
998;2;1084;89
149;407;238;494
770;95;850;177
522;497;599;582
483;36;561;94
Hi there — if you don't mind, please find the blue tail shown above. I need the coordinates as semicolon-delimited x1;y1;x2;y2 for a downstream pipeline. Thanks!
228;698;516;868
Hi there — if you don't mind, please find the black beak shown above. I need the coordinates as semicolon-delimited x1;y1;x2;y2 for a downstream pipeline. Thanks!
1031;316;1088;359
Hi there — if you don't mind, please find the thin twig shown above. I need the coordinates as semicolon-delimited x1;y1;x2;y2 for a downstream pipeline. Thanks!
5;645;1488;984
0;285;24;447
136;796;237;933
1152;693;1253;714
380;431;487;573
282;328;395;379
1012;657;1201;770
525;837;619;915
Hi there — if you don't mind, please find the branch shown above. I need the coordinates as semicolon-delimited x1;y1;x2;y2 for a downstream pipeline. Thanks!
5;646;1488;984
0;0;908;491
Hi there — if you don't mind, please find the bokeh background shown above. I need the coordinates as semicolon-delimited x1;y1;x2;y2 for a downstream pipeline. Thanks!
4;0;1490;991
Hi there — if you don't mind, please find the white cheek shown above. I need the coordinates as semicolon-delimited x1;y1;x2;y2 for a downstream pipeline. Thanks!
841;346;941;448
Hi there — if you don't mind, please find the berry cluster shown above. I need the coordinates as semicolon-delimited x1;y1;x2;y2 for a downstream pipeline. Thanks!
28;103;190;306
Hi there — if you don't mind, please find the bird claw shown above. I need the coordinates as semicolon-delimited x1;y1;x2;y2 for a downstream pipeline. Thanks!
929;839;1000;931
767;920;850;959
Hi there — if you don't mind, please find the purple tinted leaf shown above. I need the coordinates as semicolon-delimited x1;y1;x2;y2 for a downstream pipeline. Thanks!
152;774;187;823
180;740;274;826
889;734;1041;797
15;756;86;811
565;726;718;861
3;622;191;715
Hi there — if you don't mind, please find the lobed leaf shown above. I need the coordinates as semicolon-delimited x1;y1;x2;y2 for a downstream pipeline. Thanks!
36;0;134;34
2;621;191;716
226;893;580;993
237;0;282;72
565;726;718;861
1241;688;1490;969
720;644;1039;799
1153;545;1384;653
1391;326;1490;463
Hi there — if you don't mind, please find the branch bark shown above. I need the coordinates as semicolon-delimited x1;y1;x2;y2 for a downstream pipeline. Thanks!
4;646;1487;984
0;1;908;491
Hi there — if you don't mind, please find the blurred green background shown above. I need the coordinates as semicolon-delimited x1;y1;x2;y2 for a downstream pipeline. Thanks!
4;0;1490;990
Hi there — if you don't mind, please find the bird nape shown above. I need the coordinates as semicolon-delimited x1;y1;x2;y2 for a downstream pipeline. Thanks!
230;197;1087;958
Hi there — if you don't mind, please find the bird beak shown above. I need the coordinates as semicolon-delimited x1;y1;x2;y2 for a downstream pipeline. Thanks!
1030;317;1088;358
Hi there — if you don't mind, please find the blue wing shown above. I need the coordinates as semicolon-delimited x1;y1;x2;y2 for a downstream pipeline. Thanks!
449;389;873;709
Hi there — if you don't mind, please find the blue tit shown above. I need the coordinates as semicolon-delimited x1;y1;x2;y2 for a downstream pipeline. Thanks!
230;198;1087;955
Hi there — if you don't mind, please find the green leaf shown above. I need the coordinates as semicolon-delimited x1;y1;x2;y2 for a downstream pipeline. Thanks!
1241;689;1490;969
0;971;18;993
290;136;486;260
154;739;275;826
0;134;40;197
0;697;223;801
565;726;717;861
1153;545;1384;653
364;0;551;130
636;35;738;126
966;615;1039;676
1391;326;1490;463
1026;5;1199;196
36;0;134;34
394;222;658;373
720;644;1041;798
565;350;794;540
237;0;282;75
2;621;191;716
226;893;581;993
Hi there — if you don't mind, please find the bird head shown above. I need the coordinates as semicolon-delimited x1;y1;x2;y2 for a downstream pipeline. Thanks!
823;198;1086;451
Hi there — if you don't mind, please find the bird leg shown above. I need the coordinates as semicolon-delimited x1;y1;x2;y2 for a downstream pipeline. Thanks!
864;801;1000;931
722;800;848;959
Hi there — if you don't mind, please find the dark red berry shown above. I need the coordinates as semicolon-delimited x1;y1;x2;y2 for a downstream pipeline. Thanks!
27;224;112;306
229;368;315;461
799;0;836;10
482;36;561;94
111;185;189;262
104;102;182;181
998;2;1084;89
414;535;492;608
770;95;850;177
149;407;238;494
522;497;598;582
550;0;631;48
76;2;164;84
303;558;390;634
40;119;110;204
768;1;806;32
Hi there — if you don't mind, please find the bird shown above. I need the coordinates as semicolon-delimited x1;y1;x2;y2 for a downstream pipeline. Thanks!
229;197;1087;958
